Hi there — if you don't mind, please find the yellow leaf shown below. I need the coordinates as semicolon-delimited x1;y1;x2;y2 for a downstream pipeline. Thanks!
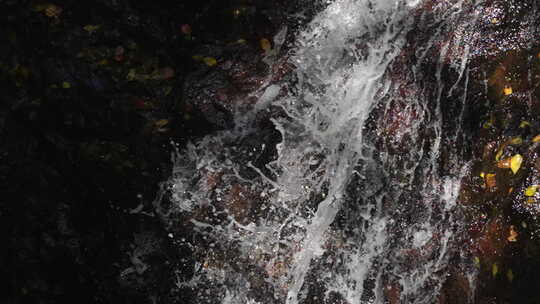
510;154;523;174
495;148;504;161
163;86;172;96
520;121;531;128
237;39;246;44
260;38;271;52
192;55;203;61
507;269;514;282
155;119;169;128
203;57;217;67
62;81;71;89
473;257;480;268
503;86;513;95
492;263;499;277
126;69;137;81
533;134;540;143
525;185;538;197
483;120;493;129
83;25;100;33
510;137;523;145
480;172;485;178
527;197;536;204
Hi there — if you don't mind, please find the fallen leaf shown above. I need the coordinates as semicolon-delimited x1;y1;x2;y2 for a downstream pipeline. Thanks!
203;57;217;67
114;46;125;62
495;148;504;161
126;69;137;81
497;157;511;169
192;55;203;61
520;121;531;128
44;4;62;18
485;173;496;189
507;269;514;282
480;172;485;178
163;86;173;96
260;38;271;52
154;119;169;128
181;24;192;35
492;263;499;277
510;137;523;145
525;185;538;197
133;99;146;109
154;67;175;79
533;134;540;143
62;81;71;89
503;86;513;95
83;25;100;33
510;154;523;174
473;257;480;268
507;225;518;242
13;65;30;79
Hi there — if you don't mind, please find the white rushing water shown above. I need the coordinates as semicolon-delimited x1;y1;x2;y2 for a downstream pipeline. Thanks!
166;0;484;303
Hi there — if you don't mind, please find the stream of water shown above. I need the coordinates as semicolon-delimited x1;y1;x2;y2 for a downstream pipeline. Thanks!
167;0;485;303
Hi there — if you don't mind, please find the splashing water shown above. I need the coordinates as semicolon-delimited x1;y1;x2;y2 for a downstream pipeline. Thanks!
165;0;485;303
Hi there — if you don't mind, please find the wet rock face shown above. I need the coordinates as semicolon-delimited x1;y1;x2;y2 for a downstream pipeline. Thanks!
472;0;540;57
7;0;540;303
184;42;269;129
453;11;540;304
360;1;540;302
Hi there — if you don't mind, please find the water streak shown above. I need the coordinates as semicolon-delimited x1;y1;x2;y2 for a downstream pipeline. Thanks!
166;0;483;303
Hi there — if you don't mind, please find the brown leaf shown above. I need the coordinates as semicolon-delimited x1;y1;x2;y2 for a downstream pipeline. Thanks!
114;46;125;62
181;24;192;35
154;67;175;80
485;173;496;189
44;4;62;18
154;119;169;128
507;225;518;242
497;157;511;169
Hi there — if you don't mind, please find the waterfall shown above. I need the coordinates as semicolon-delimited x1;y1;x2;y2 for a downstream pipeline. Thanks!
166;0;483;303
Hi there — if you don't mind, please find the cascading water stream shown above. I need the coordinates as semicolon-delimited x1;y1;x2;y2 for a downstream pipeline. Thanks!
165;0;485;303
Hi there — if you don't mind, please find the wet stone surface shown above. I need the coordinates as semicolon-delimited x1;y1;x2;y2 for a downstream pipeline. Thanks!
5;0;540;303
